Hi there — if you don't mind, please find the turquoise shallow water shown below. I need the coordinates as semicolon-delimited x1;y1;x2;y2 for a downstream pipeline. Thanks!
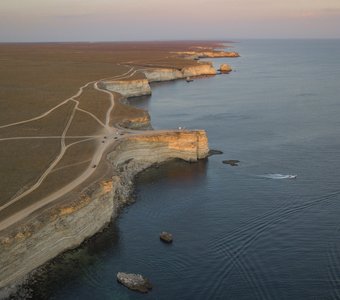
19;40;340;299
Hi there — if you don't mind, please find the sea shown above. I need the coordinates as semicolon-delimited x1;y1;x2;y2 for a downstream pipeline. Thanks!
18;39;340;299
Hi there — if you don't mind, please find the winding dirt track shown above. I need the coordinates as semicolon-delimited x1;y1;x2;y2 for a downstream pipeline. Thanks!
0;67;143;231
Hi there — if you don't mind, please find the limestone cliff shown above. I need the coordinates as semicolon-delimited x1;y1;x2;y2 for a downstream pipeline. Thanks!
174;51;240;58
0;180;118;297
181;63;216;77
0;130;209;295
100;79;152;98
143;68;184;82
142;63;216;83
219;63;232;73
101;63;217;99
109;130;209;167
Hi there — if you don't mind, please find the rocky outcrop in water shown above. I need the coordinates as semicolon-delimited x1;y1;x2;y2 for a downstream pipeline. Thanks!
219;64;232;73
208;149;223;156
117;272;152;293
222;160;240;166
160;232;173;243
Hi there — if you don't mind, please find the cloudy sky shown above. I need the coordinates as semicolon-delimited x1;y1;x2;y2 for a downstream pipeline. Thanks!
1;0;339;42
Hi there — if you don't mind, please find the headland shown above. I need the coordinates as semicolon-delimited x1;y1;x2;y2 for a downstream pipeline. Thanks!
0;41;238;297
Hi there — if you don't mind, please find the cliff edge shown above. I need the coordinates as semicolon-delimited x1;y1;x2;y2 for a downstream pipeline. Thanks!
0;130;209;295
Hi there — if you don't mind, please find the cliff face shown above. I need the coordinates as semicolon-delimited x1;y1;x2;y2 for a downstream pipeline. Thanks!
101;79;152;98
119;115;151;130
181;63;216;77
0;180;118;296
143;63;216;83
101;63;216;100
0;130;209;294
109;130;209;167
174;51;240;58
143;68;184;82
219;63;232;73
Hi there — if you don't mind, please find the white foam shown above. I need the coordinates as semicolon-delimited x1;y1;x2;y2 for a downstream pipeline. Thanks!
258;174;297;180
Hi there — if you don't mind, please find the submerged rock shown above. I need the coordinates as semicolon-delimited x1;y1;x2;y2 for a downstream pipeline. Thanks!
160;232;173;243
117;272;152;293
222;160;240;166
219;64;232;73
208;149;224;156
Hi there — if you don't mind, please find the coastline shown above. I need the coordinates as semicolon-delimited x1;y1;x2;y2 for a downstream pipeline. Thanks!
0;45;237;298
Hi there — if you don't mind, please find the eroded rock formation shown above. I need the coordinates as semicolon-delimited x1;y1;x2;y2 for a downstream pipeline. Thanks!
181;63;216;77
160;232;173;243
117;272;152;293
142;63;217;82
174;51;240;58
100;79;152;98
219;64;232;73
143;68;184;82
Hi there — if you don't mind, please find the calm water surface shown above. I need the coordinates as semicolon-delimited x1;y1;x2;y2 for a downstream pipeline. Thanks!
22;40;340;299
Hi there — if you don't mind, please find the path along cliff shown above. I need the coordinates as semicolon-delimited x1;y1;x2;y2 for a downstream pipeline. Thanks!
0;61;216;297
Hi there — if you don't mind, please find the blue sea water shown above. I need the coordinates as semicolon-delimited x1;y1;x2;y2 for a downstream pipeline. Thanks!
22;40;340;299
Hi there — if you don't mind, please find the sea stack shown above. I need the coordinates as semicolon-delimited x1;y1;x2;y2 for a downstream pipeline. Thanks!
160;232;173;243
117;272;153;293
219;64;232;73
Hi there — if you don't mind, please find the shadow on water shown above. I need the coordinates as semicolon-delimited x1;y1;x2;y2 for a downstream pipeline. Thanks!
13;222;121;300
136;159;208;186
126;94;151;111
126;80;187;111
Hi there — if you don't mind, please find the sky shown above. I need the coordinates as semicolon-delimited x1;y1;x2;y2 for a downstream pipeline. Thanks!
1;0;340;42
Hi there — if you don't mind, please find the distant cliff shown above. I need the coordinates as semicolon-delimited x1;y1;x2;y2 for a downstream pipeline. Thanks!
174;51;240;59
143;63;217;82
101;63;217;97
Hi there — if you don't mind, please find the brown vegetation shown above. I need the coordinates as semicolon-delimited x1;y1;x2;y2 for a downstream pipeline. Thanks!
76;85;110;124
0;139;61;206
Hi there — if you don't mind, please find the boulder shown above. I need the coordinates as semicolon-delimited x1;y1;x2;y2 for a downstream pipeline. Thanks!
160;232;173;243
219;64;232;73
208;149;223;156
117;272;152;293
226;51;240;57
222;160;240;166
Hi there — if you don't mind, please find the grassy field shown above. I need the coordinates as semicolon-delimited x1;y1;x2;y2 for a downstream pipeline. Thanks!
66;109;104;137
0;41;224;226
76;85;111;124
0;101;74;138
0;139;61;206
